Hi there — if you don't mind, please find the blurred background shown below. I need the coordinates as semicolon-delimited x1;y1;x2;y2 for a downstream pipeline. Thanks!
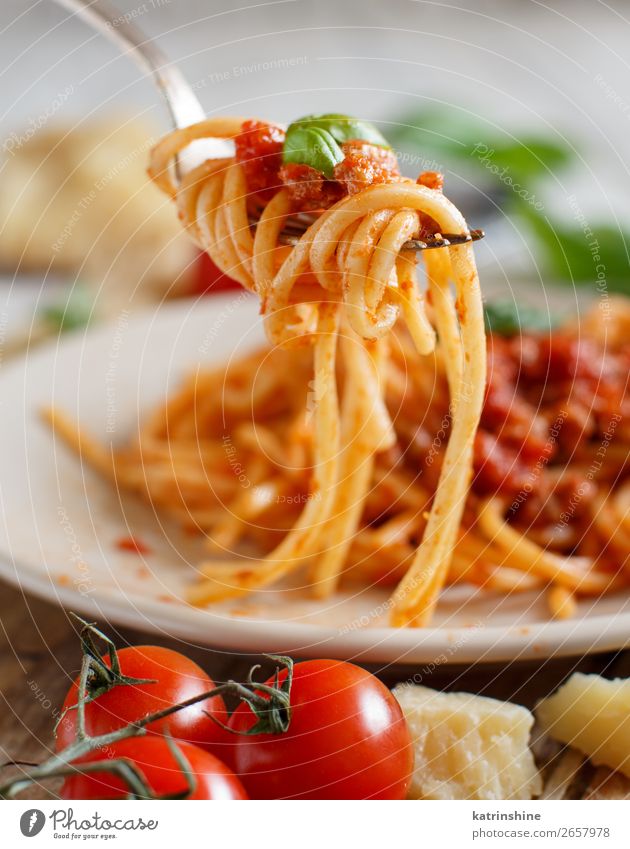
2;0;630;348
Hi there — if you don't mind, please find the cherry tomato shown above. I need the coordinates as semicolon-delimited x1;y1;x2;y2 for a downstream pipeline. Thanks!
228;659;413;799
192;251;241;295
61;737;247;800
56;646;230;757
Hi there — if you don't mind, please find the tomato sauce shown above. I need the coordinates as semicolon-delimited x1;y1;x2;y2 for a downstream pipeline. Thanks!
116;536;152;555
234;120;401;211
474;330;629;530
234;119;285;199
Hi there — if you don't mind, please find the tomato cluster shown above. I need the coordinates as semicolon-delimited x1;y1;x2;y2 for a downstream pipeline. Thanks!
56;646;413;801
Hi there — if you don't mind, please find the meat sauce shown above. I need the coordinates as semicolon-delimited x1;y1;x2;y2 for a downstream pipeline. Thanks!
233;119;285;200
234;119;402;210
474;330;629;528
395;325;627;540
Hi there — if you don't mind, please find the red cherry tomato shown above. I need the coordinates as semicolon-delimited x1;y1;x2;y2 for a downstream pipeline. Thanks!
228;659;413;799
61;737;247;800
192;251;241;295
56;646;230;758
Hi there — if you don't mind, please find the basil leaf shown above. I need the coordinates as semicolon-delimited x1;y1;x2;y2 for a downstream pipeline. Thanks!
291;114;390;148
40;285;93;333
484;301;557;336
517;203;630;292
282;113;391;177
386;105;571;181
282;125;344;178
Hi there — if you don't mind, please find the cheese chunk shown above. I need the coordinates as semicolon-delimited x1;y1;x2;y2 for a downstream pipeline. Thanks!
536;673;630;778
393;684;541;800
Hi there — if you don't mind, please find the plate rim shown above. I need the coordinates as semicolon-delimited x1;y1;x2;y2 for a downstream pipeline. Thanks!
2;549;629;664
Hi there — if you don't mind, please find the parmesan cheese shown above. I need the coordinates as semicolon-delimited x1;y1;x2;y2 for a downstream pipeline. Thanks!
393;684;541;800
536;673;630;779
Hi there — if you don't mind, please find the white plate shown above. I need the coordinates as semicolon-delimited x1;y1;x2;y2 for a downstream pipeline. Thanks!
0;293;628;665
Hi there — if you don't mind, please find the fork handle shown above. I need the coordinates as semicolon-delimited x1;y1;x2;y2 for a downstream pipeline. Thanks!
53;0;206;130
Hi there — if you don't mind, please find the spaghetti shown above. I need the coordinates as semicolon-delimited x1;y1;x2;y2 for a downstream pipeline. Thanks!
45;115;629;627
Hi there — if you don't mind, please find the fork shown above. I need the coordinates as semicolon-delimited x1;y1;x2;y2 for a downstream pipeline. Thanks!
54;0;484;252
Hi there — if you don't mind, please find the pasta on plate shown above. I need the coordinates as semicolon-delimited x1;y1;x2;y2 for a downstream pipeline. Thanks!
45;114;630;628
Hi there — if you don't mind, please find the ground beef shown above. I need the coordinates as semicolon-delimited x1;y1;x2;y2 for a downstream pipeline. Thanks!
234;119;285;199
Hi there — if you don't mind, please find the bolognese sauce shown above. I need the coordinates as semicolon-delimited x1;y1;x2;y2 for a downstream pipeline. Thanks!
234;120;401;211
477;330;628;540
395;322;628;550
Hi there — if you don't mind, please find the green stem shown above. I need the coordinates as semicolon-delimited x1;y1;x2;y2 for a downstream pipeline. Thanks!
75;653;91;742
0;656;293;799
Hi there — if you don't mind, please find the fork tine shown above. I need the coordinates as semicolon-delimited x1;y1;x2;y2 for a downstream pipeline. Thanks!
403;229;484;251
278;227;484;250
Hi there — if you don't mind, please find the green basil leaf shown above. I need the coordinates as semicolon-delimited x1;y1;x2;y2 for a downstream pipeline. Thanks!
291;114;390;148
484;300;558;336
282;113;391;177
282;125;344;178
386;105;571;181
40;285;93;333
517;202;630;291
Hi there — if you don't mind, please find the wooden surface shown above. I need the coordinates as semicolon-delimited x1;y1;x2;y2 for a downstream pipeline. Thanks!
1;579;629;799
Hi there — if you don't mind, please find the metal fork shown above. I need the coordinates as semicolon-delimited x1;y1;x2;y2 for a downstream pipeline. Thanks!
54;0;484;252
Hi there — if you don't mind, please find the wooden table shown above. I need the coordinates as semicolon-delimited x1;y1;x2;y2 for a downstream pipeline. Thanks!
1;580;629;799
